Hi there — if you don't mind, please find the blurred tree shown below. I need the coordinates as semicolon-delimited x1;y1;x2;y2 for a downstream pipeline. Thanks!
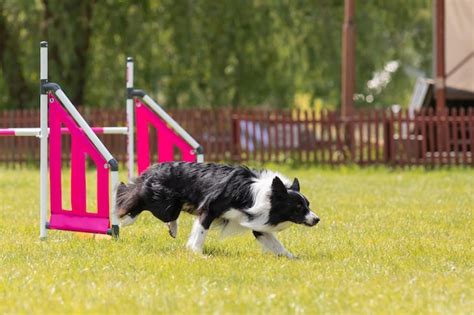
42;0;97;106
0;2;35;108
355;0;433;107
0;0;432;110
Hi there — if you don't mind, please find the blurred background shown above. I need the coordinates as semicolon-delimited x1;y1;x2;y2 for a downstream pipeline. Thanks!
0;0;433;109
0;0;472;166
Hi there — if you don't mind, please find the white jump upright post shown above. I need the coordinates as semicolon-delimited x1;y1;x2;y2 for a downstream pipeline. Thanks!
39;41;48;239
126;57;134;179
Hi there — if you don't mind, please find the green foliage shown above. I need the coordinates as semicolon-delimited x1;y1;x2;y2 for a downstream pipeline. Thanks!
0;166;472;313
0;1;431;109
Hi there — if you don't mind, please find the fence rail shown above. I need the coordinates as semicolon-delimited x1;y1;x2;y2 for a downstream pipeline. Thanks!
1;107;473;167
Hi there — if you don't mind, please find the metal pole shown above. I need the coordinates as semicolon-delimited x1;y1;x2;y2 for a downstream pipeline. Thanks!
341;0;356;118
126;57;134;179
435;0;447;157
341;0;356;159
39;41;48;239
435;0;446;113
110;170;120;238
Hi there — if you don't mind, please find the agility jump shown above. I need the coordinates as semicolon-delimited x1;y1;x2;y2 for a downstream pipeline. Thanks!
125;57;204;177
37;41;120;239
0;41;203;239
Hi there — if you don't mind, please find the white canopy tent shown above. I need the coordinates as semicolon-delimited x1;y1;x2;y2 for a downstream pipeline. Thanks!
411;0;474;110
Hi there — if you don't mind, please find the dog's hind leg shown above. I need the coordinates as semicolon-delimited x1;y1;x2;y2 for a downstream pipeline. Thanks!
166;220;178;238
186;198;229;255
252;231;295;259
120;214;139;227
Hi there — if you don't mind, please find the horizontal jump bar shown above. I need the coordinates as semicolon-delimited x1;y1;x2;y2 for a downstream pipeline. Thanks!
0;127;128;137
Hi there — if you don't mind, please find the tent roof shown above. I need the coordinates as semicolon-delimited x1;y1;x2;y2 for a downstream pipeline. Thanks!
444;0;474;95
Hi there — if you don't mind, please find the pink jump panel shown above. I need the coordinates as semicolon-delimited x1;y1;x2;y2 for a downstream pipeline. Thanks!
135;99;196;174
48;92;110;234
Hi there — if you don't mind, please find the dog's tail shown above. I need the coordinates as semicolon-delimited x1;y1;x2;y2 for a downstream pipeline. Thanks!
116;181;143;218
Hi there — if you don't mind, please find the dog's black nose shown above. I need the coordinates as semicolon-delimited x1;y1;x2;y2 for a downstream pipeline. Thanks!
304;214;320;227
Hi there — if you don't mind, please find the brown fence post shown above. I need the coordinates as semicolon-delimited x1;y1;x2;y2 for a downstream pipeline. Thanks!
328;111;334;166
468;108;474;166
373;110;379;163
231;110;241;162
459;108;467;165
383;110;393;165
266;110;272;162
420;109;428;165
312;109;318;163
296;108;302;162
451;108;459;166
304;110;310;163
321;110;327;164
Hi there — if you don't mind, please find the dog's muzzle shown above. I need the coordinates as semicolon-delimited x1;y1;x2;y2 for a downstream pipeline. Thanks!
303;212;320;226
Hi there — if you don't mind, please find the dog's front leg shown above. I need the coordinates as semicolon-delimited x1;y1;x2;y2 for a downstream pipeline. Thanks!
186;218;209;255
252;231;295;259
166;220;178;238
186;212;216;255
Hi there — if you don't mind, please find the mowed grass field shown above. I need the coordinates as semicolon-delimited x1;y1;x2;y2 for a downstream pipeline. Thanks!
0;165;472;314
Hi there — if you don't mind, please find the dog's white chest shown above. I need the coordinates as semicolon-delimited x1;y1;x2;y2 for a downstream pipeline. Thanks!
222;209;246;222
218;209;250;237
272;221;292;231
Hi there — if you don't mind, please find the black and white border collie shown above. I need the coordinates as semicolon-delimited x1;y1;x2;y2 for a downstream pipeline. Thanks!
116;162;319;258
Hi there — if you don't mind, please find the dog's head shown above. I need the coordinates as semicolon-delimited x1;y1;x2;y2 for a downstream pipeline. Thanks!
269;176;320;227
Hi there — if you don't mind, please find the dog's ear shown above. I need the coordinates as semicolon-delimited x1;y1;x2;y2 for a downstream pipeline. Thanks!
272;176;288;195
290;178;300;192
117;182;127;196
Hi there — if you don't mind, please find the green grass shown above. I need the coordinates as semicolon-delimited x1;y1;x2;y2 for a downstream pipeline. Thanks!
0;166;473;314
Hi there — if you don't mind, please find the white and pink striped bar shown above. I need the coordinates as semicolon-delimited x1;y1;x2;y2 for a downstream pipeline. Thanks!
0;127;128;137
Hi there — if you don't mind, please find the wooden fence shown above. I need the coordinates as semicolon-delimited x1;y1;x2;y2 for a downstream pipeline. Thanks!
1;107;473;167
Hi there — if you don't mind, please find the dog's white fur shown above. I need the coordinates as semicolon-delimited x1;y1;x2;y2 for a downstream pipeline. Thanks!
186;218;208;254
255;232;294;258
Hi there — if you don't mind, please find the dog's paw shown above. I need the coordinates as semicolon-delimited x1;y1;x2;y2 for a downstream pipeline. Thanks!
166;221;178;238
168;228;177;238
120;214;137;227
185;243;204;255
283;252;298;259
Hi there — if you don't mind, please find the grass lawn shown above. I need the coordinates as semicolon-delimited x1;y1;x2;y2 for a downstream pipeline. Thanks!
0;165;472;314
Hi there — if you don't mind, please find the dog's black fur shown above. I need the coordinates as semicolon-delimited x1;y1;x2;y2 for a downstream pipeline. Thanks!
118;163;254;223
116;162;319;257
